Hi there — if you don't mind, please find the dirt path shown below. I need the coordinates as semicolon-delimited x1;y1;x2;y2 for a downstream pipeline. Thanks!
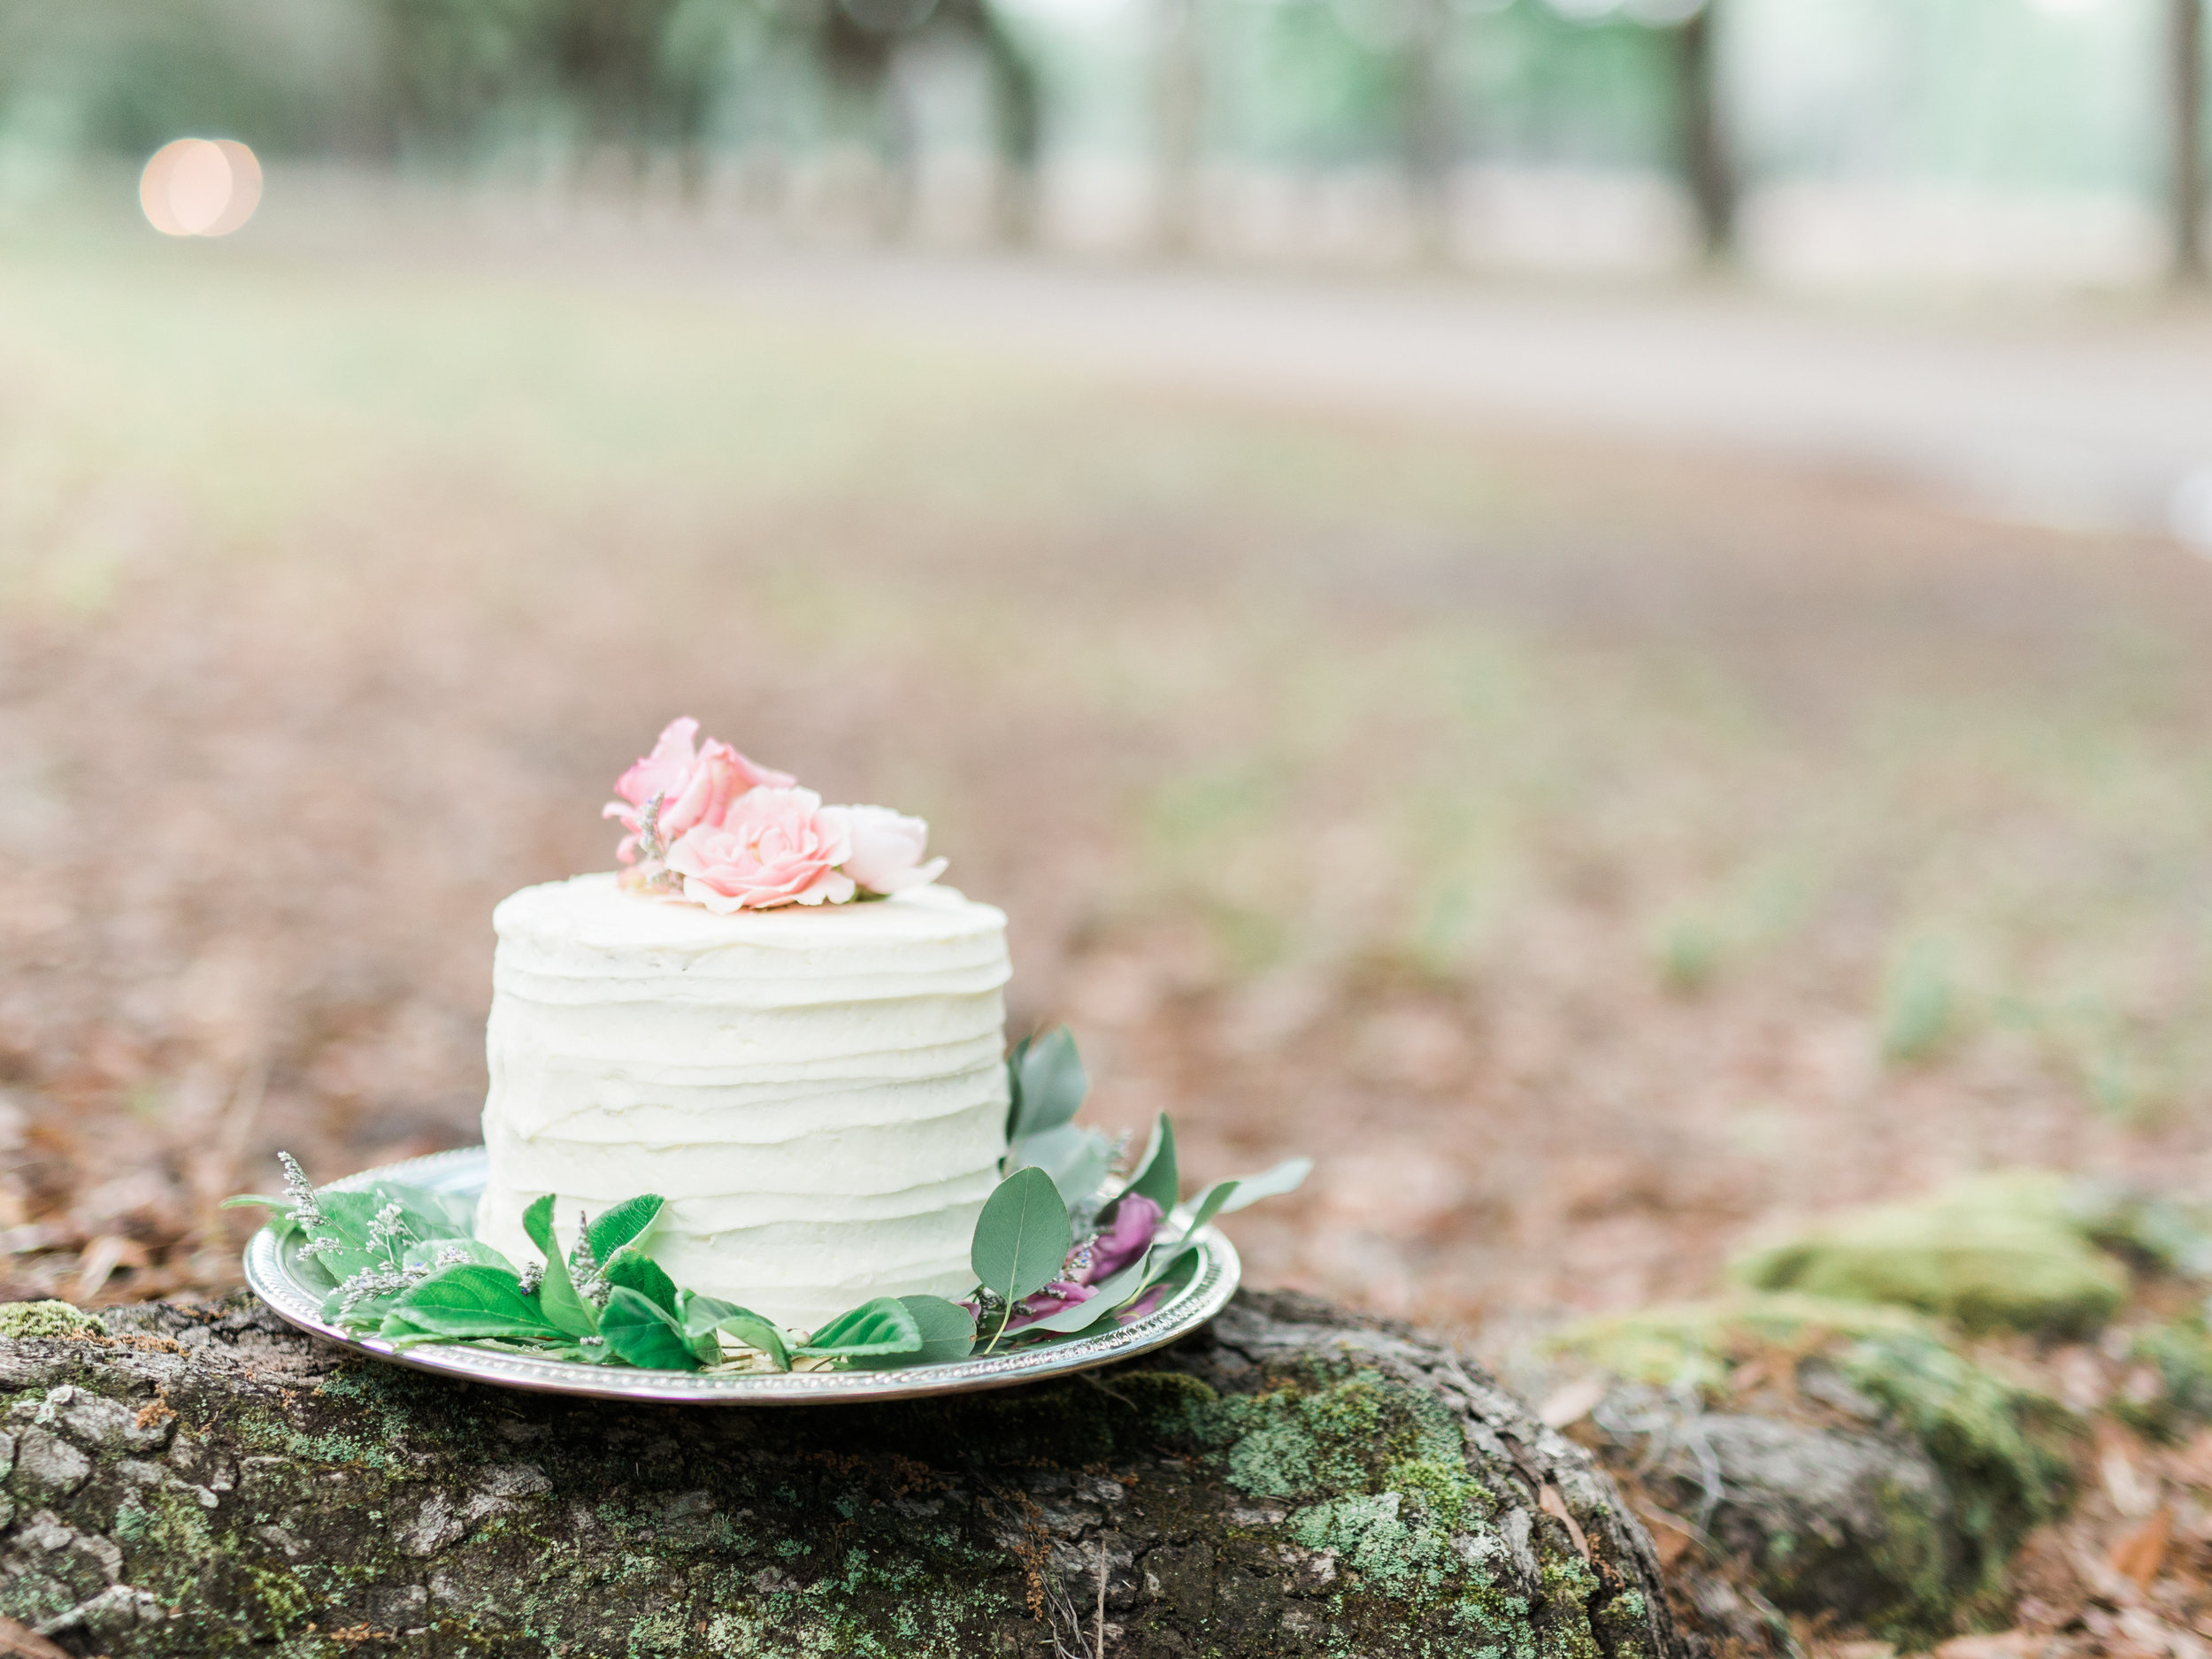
256;177;2212;536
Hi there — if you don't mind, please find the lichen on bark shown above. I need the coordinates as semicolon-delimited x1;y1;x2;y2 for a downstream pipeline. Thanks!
0;1289;1686;1659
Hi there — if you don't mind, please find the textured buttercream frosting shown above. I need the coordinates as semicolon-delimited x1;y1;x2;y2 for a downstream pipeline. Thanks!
475;872;1010;1329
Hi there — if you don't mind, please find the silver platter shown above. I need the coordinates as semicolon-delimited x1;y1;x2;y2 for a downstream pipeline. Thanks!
243;1146;1240;1404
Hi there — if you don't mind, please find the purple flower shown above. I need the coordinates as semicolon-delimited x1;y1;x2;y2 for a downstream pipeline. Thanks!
1115;1285;1170;1326
1005;1280;1096;1332
1079;1194;1163;1285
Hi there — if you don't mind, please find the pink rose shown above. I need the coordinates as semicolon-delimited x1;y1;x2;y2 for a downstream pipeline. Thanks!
839;805;948;895
664;787;856;912
603;718;795;862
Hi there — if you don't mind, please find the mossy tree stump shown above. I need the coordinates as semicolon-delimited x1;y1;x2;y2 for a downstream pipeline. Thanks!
0;1289;1686;1659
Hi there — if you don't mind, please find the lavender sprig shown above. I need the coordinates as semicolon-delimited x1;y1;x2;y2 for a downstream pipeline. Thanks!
279;1152;325;1231
569;1214;610;1308
335;1242;472;1319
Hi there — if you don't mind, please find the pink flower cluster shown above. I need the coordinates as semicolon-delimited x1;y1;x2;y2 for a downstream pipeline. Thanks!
603;718;947;912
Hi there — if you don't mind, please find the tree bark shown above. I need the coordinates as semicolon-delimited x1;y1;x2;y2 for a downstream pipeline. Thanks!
1671;6;1735;265
2173;0;2206;283
1400;0;1456;265
1153;0;1207;256
0;1291;1687;1659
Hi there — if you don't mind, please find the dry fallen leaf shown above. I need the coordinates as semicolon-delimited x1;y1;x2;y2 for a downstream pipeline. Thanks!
1538;1375;1609;1430
1539;1483;1590;1560
1632;1502;1700;1572
2102;1428;2162;1521
1932;1632;2039;1659
2110;1508;2173;1590
0;1616;74;1659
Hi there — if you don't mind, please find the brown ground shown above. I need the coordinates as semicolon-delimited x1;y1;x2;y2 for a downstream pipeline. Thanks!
6;205;2212;1649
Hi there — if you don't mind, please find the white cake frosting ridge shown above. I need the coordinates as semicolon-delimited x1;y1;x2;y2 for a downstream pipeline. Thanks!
474;872;1010;1329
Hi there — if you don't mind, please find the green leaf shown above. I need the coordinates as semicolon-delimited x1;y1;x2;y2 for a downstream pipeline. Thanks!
1007;1027;1087;1144
1108;1114;1179;1224
521;1194;598;1340
370;1182;480;1240
226;1196;301;1246
1017;1255;1150;1336
972;1166;1074;1308
1148;1179;1240;1280
1007;1124;1114;1210
390;1264;564;1341
402;1238;515;1274
586;1195;664;1263
797;1297;924;1358
1002;1033;1029;1143
1216;1157;1311;1213
680;1293;792;1371
313;1190;399;1249
603;1248;679;1318
599;1285;700;1371
841;1295;977;1370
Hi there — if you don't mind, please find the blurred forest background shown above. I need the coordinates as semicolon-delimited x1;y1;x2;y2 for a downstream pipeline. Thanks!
1;0;2208;281
5;0;2212;1353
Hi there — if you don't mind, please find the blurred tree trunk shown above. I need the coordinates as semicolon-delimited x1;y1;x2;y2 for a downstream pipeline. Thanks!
1153;0;1205;255
1671;3;1735;264
979;10;1043;243
2173;0;2206;282
1399;0;1455;265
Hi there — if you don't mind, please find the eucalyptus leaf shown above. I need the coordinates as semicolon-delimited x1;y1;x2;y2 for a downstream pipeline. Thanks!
1215;1156;1312;1213
796;1297;924;1359
842;1295;976;1370
1006;1123;1113;1211
603;1248;680;1318
1002;1033;1030;1143
521;1194;598;1340
1016;1254;1150;1336
1103;1114;1178;1225
972;1166;1074;1308
585;1194;664;1262
1007;1026;1087;1144
599;1285;699;1371
1148;1179;1240;1280
220;1194;291;1212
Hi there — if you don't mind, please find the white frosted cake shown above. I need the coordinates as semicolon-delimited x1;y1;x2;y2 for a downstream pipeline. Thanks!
474;872;1011;1328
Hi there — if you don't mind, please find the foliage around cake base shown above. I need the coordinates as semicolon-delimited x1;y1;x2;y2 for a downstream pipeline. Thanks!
227;1029;1307;1375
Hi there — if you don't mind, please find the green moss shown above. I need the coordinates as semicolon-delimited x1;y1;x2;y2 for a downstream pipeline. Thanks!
1732;1171;2128;1336
0;1299;101;1339
1169;1360;1632;1659
1550;1292;2078;1642
2112;1312;2212;1440
1547;1292;1933;1392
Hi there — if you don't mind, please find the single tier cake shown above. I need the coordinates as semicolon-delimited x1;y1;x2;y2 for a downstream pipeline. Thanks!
474;872;1010;1328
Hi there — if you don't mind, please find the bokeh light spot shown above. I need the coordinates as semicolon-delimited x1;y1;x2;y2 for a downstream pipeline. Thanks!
140;139;263;238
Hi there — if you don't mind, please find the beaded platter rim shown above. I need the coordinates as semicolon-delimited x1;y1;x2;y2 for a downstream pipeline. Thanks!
242;1146;1240;1405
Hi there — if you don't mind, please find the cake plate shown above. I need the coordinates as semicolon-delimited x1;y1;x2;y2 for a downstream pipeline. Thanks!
242;1146;1241;1404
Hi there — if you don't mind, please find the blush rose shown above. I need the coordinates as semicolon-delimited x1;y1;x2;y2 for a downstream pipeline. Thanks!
664;787;856;911
840;805;949;895
603;717;794;862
